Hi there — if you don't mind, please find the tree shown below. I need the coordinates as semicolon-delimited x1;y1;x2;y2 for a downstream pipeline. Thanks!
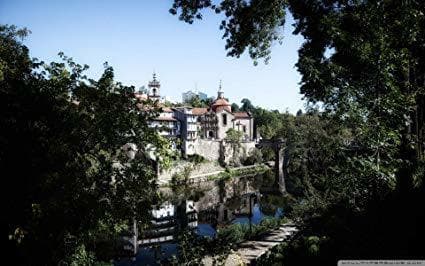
231;102;240;112
202;96;214;107
170;0;424;194
170;0;425;262
186;95;213;108
169;0;287;65
240;98;255;113
1;25;171;264
138;85;148;94
225;128;244;166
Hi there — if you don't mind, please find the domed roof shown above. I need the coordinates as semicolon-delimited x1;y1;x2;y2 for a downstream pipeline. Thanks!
211;80;231;112
211;98;231;112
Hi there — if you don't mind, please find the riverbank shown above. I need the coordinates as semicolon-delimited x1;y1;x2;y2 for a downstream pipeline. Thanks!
202;222;298;265
158;163;269;186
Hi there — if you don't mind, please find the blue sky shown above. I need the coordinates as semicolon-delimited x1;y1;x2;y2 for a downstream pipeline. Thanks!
0;0;305;113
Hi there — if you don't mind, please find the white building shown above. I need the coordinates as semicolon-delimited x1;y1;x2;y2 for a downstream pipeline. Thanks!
135;73;181;140
174;85;255;157
136;75;255;158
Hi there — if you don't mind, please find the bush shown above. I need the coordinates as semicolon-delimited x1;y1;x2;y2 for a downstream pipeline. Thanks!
243;148;263;165
216;223;247;246
187;154;206;164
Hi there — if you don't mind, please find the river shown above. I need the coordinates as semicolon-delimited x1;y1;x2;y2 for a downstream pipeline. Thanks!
115;170;287;265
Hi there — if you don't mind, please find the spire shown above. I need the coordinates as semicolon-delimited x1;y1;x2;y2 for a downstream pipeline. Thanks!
217;80;224;99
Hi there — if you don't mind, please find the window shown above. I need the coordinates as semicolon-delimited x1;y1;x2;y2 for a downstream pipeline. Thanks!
243;125;246;133
222;114;227;126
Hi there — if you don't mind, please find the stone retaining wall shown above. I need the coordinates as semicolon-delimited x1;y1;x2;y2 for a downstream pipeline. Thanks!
194;139;256;163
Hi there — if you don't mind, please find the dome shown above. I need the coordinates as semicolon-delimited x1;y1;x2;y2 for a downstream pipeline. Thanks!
211;81;231;112
211;98;231;112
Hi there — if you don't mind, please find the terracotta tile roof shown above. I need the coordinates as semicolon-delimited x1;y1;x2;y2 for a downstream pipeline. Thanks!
233;112;251;118
192;107;208;115
161;107;173;113
211;98;231;112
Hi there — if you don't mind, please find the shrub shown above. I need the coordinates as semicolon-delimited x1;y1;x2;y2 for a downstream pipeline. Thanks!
243;148;263;165
187;154;205;164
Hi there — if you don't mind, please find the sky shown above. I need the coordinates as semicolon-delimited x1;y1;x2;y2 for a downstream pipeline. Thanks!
0;0;306;113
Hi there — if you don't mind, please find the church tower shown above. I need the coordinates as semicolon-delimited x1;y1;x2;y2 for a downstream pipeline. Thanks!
217;80;224;99
148;72;161;101
211;80;231;113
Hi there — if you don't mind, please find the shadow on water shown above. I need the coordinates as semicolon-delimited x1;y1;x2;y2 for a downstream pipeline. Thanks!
115;171;288;265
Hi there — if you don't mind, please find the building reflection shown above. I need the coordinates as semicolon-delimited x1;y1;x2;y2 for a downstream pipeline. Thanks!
116;174;285;264
139;176;263;247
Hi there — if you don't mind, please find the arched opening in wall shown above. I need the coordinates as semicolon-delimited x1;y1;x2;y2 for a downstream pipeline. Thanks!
152;88;157;95
209;131;214;138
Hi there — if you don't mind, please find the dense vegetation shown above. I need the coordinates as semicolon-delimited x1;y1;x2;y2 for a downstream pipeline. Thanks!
3;0;425;264
171;0;425;264
0;25;172;265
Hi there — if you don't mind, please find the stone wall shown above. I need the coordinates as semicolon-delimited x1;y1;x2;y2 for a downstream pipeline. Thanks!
194;139;256;164
193;139;222;161
158;160;223;184
158;139;257;184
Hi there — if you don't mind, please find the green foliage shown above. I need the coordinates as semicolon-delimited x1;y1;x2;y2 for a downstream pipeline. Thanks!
171;0;425;263
170;0;288;65
217;217;285;246
186;154;206;164
186;94;203;107
225;128;243;142
240;98;255;113
172;217;287;264
67;244;113;266
226;128;244;166
243;148;263;165
185;94;213;108
171;165;193;186
1;25;172;264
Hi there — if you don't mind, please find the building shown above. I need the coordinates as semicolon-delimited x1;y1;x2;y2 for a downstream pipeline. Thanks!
182;90;208;103
196;86;254;141
149;107;180;137
174;84;255;157
135;73;181;140
173;107;200;156
136;75;255;158
148;73;161;101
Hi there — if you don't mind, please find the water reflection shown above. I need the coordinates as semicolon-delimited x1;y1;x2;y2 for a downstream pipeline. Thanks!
117;172;285;265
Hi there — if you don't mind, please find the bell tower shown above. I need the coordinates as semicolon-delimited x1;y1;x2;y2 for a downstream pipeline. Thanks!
148;72;161;101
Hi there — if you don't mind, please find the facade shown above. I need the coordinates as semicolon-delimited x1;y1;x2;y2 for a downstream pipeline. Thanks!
173;107;199;155
175;86;255;157
194;87;254;141
135;74;181;140
148;73;161;101
149;107;180;137
137;74;255;158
